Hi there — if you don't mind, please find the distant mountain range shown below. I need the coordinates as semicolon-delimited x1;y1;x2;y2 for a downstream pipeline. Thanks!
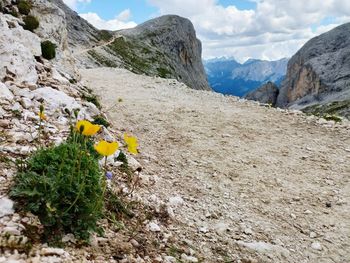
204;57;288;97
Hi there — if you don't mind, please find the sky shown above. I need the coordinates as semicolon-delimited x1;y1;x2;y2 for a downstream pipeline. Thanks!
63;0;350;62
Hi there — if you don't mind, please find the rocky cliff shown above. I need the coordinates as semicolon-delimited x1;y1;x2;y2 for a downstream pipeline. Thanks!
81;15;210;91
277;23;350;112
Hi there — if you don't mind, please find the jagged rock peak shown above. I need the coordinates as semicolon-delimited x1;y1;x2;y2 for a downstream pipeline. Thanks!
277;22;350;108
244;81;279;106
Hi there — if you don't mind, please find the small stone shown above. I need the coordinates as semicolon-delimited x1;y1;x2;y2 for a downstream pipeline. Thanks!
0;197;14;217
180;254;198;263
168;196;184;207
164;256;177;263
199;227;209;233
2;226;21;236
311;242;322;251
304;210;313;215
148;222;161;232
310;232;317;238
20;97;33;109
62;233;76;244
40;247;67;256
244;227;253;235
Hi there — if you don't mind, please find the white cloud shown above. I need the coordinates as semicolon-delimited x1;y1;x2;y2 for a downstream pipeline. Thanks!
63;0;91;10
79;10;137;31
148;0;350;61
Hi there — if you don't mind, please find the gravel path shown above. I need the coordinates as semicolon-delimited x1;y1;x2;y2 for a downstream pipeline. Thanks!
81;67;350;263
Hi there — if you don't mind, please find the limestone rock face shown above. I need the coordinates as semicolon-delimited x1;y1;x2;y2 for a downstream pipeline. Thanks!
277;22;350;108
31;0;79;79
244;82;279;106
0;14;41;85
48;0;101;49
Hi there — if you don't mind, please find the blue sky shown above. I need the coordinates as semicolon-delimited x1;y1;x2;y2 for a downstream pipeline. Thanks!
64;0;350;61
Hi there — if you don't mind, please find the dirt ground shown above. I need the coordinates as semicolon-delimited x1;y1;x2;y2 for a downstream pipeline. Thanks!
81;67;350;263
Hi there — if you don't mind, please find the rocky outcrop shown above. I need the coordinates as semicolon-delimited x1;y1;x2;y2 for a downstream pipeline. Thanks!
116;15;210;90
0;14;41;85
48;0;102;49
277;23;350;108
80;15;210;91
31;0;79;78
244;81;279;106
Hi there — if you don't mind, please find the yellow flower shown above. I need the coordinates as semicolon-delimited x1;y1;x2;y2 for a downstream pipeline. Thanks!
94;140;119;156
76;120;100;136
38;111;46;121
124;133;138;155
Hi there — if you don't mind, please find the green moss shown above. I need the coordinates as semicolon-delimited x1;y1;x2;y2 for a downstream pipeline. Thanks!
23;15;39;32
157;67;172;78
82;93;101;109
41;41;56;60
18;0;31;15
92;115;110;128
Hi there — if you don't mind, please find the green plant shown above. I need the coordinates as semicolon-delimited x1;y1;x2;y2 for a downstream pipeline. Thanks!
17;0;31;15
10;7;19;17
10;141;104;242
82;93;101;109
41;40;56;60
93;115;110;128
23;15;39;32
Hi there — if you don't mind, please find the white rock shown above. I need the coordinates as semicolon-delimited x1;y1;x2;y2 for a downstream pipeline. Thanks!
51;68;70;84
0;82;14;100
164;256;177;263
32;87;80;112
199;227;209;233
127;155;142;171
0;197;14;217
20;97;33;109
311;242;322;251
180;254;198;263
11;87;34;99
168;196;184;207
11;102;22;111
0;15;41;84
214;222;229;235
236;241;289;255
40;247;67;256
148;222;161;232
2;226;21;236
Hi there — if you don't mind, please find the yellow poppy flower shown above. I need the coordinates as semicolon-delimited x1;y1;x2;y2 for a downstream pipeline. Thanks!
38;111;46;121
76;120;101;136
124;133;138;155
94;140;119;156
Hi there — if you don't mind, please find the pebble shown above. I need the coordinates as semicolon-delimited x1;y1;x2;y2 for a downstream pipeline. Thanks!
168;196;184;207
180;254;198;263
148;222;161;232
311;242;322;251
0;197;14;217
310;232;317;238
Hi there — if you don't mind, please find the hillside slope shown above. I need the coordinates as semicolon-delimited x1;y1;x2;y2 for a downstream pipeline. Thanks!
277;23;350;116
81;67;350;263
